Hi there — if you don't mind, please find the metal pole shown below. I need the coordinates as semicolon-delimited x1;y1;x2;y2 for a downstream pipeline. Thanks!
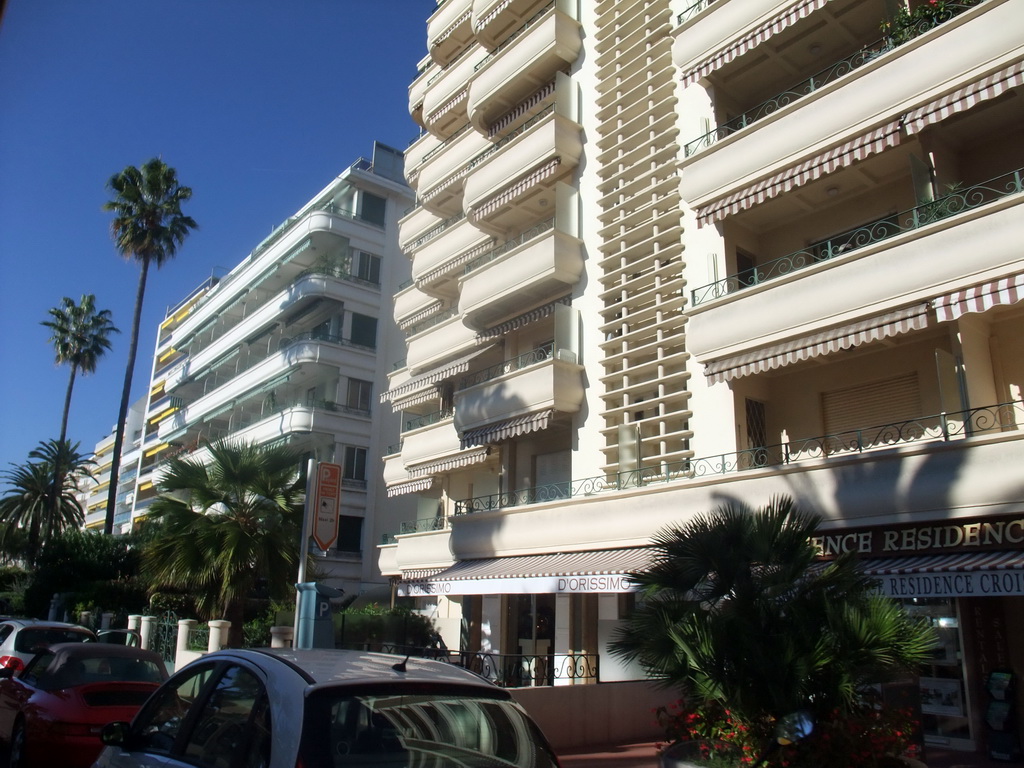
294;458;316;640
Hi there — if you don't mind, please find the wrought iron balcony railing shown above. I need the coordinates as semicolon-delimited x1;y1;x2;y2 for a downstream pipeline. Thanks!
455;399;1024;514
402;408;454;433
690;167;1024;306
474;0;555;72
464;218;556;275
676;0;717;26
400;515;451;535
458;346;553;390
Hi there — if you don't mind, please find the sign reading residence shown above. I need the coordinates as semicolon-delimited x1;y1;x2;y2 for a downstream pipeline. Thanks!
311;462;341;551
812;515;1024;558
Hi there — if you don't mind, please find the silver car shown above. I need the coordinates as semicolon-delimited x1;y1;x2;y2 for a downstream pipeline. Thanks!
94;647;561;768
0;619;96;672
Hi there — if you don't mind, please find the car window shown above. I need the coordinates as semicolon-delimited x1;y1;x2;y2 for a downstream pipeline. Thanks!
0;625;13;645
183;664;269;768
134;663;218;755
13;627;93;653
20;651;57;687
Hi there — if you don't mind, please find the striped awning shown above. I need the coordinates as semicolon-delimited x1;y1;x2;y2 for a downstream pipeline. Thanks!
415;239;494;288
489;79;557;136
860;550;1024;575
426;89;468;124
477;295;571;340
681;0;831;86
469;158;562;221
398;300;445;331
386;477;435;498
408;447;490;478
905;60;1024;135
697;121;902;226
474;0;513;32
432;9;471;47
933;273;1024;322
382;346;494;403
460;409;554;448
705;304;930;383
398;547;654;596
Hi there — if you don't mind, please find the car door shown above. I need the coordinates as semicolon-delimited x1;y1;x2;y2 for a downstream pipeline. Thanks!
100;660;271;768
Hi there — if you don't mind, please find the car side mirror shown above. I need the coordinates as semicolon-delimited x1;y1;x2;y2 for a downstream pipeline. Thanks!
100;721;132;747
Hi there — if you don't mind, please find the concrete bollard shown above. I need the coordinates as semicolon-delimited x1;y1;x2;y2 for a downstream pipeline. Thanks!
127;615;141;632
208;620;231;651
101;612;113;630
176;619;197;664
270;626;294;648
139;616;157;651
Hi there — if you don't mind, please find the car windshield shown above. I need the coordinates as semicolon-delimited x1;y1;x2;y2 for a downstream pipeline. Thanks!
13;628;93;653
305;688;559;768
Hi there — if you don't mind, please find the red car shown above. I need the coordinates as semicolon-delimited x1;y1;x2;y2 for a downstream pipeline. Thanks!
0;642;167;768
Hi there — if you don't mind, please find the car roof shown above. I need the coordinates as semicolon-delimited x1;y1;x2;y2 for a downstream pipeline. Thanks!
1;619;95;632
208;648;508;694
44;642;165;666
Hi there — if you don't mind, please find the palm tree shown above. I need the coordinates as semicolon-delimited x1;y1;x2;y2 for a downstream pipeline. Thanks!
102;159;197;536
0;440;93;567
142;440;305;647
611;497;936;744
41;294;119;444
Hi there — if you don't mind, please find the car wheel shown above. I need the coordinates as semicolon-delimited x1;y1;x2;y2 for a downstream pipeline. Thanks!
7;719;25;768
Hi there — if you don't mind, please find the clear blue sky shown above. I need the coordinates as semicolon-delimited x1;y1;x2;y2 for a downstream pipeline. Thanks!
0;0;433;472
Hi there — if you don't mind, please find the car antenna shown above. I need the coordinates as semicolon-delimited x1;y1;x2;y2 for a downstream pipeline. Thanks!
392;653;411;672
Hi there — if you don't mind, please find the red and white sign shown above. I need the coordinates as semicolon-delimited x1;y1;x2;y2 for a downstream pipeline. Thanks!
311;462;341;551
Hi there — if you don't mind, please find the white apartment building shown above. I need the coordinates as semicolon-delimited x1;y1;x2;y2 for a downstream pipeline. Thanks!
380;0;1024;756
131;145;417;596
82;397;146;532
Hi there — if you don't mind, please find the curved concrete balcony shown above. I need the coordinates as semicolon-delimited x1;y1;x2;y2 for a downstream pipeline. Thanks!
409;56;435;129
679;1;1018;209
411;216;490;285
468;3;581;133
403;132;438;187
416;127;492;215
406;314;481;376
399;205;444;252
166;272;358;394
687;195;1024;364
428;0;474;65
396;528;455;573
378;544;399;577
422;49;480;139
383;452;413;489
394;283;443;328
463;110;580;231
473;0;553;50
454;354;584;434
460;223;582;329
672;0;782;74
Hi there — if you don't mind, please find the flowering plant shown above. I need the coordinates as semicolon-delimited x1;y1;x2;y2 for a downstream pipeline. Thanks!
880;0;981;47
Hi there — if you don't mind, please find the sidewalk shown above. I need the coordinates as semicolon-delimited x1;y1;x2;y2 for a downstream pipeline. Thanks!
557;742;1019;768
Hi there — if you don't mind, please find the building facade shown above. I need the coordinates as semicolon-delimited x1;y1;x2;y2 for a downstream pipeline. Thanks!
380;0;1024;757
81;397;146;532
128;144;416;596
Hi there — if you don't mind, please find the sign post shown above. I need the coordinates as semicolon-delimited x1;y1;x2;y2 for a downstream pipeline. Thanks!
312;461;342;552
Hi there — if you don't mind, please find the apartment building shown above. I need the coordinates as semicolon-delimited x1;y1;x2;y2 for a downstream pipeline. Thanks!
81;398;146;532
130;144;416;595
380;0;1024;755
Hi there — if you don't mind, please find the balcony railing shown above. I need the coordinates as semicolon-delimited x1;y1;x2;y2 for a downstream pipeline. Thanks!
406;306;459;336
407;211;467;251
455;399;1024;514
279;330;376;354
402;409;454;433
690;167;1024;306
683;0;985;157
464;217;555;275
296;264;380;288
684;40;888;157
474;0;555;72
458;346;553;390
400;516;451;534
342;644;600;687
676;0;717;25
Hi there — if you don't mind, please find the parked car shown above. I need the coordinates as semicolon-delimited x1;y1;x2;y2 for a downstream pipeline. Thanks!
0;642;167;768
0;619;97;671
95;647;561;768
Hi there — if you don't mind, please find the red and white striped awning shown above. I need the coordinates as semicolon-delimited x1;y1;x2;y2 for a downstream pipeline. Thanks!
696;120;902;226
933;273;1024;322
461;409;554;448
432;9;471;47
905;60;1024;135
489;79;557;136
681;0;831;86
477;296;570;340
386;477;435;498
469;158;562;221
426;89;468;125
408;447;490;478
382;345;494;403
415;239;494;288
705;304;930;383
398;300;445;331
474;0;513;32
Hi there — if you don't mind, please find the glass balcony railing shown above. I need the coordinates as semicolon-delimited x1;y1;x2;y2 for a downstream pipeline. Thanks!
454;398;1024;515
690;168;1024;306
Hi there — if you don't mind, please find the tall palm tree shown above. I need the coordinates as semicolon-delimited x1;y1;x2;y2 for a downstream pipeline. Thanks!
143;440;305;647
103;159;197;536
0;440;93;567
41;294;119;442
611;497;936;742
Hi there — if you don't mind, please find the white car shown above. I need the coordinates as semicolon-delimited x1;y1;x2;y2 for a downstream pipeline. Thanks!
0;619;96;671
94;647;561;768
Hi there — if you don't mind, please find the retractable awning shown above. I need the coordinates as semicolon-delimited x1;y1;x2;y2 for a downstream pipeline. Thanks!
704;304;930;383
933;273;1024;322
460;409;554;448
381;345;495;405
398;548;653;596
859;550;1024;598
905;59;1024;135
469;158;562;221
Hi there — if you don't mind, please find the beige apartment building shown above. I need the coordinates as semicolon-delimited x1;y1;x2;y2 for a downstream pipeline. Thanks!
379;0;1024;756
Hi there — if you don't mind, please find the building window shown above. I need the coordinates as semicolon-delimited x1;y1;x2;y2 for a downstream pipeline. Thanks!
354;251;381;285
359;192;387;226
336;516;363;553
350;313;377;349
343;446;367;485
347;379;372;413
